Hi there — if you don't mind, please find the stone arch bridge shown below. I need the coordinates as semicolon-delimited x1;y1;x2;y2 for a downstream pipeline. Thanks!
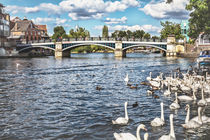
16;37;178;58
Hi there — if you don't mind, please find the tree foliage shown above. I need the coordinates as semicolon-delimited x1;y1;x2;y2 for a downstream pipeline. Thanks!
160;21;184;39
52;26;68;40
69;27;90;38
111;29;150;39
102;25;109;38
186;0;210;39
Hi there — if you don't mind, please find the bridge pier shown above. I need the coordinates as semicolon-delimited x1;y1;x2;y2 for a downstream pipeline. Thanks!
114;41;126;57
166;36;177;57
55;42;70;58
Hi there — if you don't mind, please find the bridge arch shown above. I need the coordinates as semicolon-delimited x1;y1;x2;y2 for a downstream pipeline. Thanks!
62;43;115;52
122;44;167;52
18;46;55;53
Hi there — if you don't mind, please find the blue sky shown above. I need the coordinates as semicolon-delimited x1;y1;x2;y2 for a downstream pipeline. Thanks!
1;0;189;36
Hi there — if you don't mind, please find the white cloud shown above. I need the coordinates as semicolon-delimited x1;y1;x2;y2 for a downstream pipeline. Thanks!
32;17;68;26
104;16;127;24
140;0;189;19
7;0;140;20
56;18;67;25
39;3;63;15
32;17;54;24
95;24;161;33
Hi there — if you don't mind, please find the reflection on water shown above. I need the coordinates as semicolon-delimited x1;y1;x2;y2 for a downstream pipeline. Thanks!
0;53;209;140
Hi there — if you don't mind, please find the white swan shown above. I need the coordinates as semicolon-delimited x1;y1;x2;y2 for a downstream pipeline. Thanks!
164;84;171;96
191;106;210;124
146;72;152;81
113;124;147;140
159;114;176;140
124;74;129;84
197;88;207;106
178;90;197;101
144;133;149;140
16;63;20;69
169;92;180;110
112;102;129;125
151;102;165;127
182;105;202;129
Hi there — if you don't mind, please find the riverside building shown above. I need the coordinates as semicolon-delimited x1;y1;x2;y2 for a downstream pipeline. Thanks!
0;3;10;48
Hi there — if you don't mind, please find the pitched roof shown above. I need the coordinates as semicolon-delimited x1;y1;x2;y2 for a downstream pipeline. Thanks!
11;19;38;32
36;25;47;32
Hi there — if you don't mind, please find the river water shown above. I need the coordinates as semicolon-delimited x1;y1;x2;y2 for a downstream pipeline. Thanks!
0;53;209;140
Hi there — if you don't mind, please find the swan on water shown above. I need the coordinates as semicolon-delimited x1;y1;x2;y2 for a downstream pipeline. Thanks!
144;133;149;140
113;124;147;140
112;102;129;125
124;74;129;84
178;90;197;101
169;92;180;110
151;102;165;127
182;105;203;129
159;114;176;140
164;84;171;96
197;88;207;106
146;72;152;81
16;63;20;69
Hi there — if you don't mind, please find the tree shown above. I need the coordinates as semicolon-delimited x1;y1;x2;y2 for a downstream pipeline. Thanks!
152;36;160;40
52;26;68;40
143;33;151;39
126;30;133;38
69;27;90;38
186;0;210;40
160;21;184;39
133;30;145;39
102;25;108;38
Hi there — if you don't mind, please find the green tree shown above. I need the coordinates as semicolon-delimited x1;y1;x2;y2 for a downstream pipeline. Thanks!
186;0;210;40
69;27;90;38
152;36;160;40
133;30;145;39
126;30;133;38
143;33;151;39
52;26;68;40
102;25;109;38
160;21;184;39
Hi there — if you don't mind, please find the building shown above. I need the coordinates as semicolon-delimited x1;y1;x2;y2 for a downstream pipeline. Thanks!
35;25;49;40
180;20;189;42
0;3;10;47
10;17;49;42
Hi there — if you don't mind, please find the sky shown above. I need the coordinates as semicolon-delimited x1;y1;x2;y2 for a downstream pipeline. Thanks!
1;0;190;37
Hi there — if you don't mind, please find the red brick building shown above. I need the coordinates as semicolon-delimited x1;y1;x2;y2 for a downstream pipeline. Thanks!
10;17;49;42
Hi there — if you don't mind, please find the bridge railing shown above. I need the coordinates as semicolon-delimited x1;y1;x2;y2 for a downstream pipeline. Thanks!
16;38;167;45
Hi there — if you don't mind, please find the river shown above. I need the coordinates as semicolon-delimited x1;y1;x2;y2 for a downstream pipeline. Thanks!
0;53;209;140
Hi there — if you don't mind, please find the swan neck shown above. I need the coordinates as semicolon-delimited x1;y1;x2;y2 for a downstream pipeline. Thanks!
185;107;190;124
170;116;175;138
175;93;178;103
161;104;164;121
201;89;205;100
136;127;141;140
125;103;128;120
193;90;196;100
198;107;202;123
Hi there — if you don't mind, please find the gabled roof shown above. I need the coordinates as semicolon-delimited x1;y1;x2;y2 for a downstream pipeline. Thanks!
36;25;47;32
11;19;38;32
